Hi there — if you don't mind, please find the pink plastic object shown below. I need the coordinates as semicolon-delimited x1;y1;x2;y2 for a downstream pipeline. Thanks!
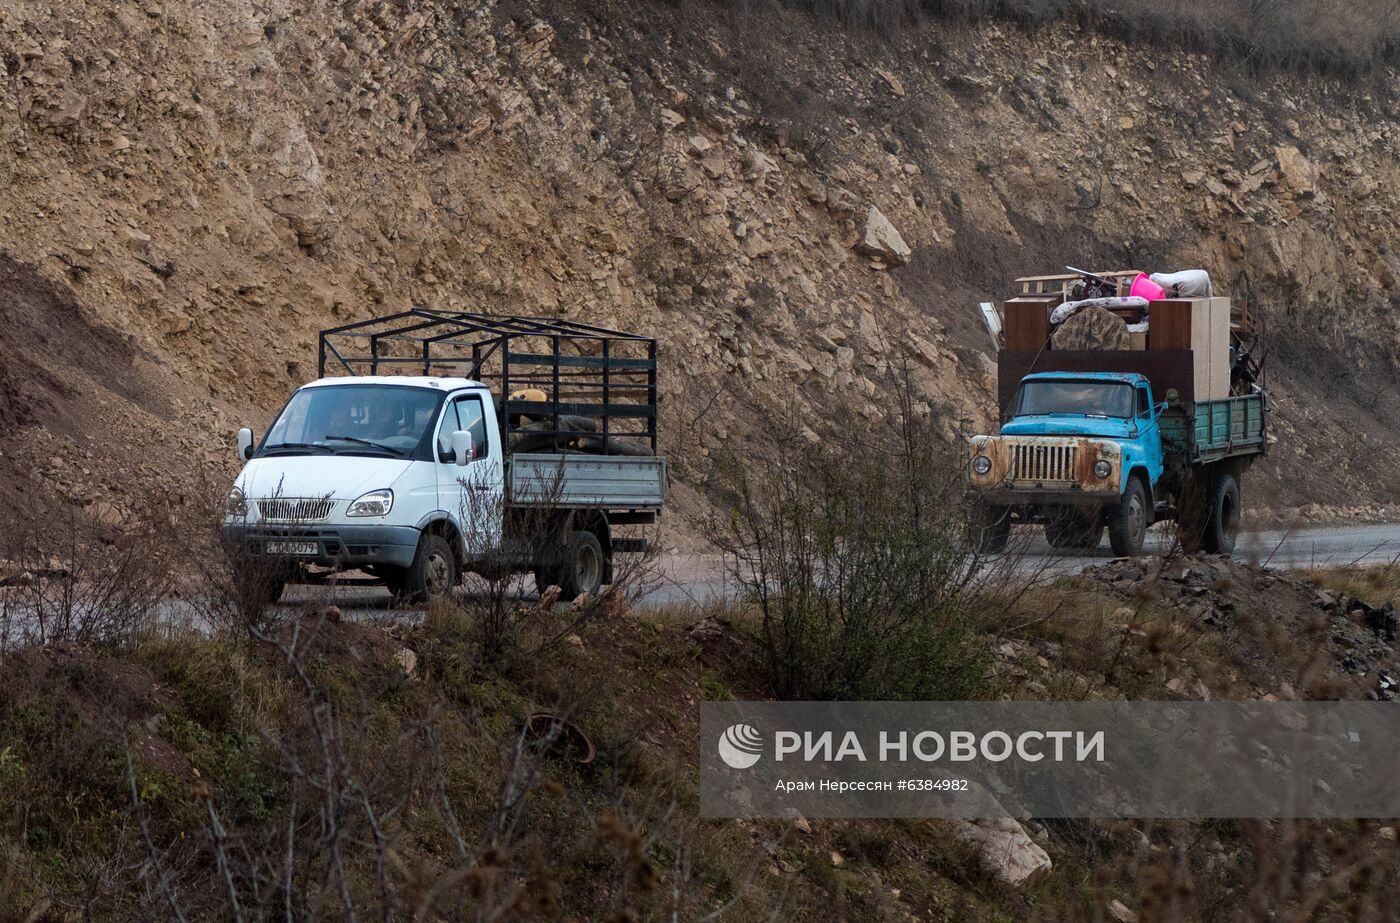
1129;273;1166;301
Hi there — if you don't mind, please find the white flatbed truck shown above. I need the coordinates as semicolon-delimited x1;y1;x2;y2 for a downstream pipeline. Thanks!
221;312;666;602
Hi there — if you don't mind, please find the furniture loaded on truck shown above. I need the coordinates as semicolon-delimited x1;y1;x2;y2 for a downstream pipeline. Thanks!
221;311;666;602
967;268;1268;557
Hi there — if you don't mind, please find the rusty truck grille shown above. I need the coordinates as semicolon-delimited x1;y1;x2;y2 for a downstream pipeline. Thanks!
257;497;336;522
1010;443;1078;483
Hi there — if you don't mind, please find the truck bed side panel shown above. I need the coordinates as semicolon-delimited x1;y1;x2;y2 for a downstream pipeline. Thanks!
1159;408;1191;461
1190;395;1266;463
508;453;667;509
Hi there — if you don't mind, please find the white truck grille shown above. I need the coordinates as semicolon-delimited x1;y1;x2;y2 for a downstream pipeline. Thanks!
257;497;336;522
1010;443;1078;483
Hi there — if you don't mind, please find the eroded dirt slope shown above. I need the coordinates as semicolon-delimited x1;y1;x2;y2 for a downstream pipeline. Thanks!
1;0;1398;530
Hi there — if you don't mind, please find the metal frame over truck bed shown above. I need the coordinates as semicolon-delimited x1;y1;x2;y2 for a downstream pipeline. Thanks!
317;310;659;455
319;310;666;514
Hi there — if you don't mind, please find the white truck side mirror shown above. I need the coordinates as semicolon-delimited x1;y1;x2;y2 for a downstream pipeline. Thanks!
450;430;473;466
237;427;254;461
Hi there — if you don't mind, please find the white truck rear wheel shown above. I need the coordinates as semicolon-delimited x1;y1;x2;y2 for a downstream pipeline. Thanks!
557;530;605;602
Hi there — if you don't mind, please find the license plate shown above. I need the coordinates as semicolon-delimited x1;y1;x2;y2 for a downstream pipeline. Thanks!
266;540;319;556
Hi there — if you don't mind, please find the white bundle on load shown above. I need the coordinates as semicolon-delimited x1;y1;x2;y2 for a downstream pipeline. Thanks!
1050;295;1149;326
1149;270;1213;298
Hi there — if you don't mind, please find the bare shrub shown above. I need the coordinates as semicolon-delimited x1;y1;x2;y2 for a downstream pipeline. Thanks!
189;482;327;640
0;494;179;648
717;398;992;701
94;611;732;920
440;460;661;673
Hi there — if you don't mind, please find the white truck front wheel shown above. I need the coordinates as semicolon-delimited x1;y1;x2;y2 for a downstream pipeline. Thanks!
395;533;459;604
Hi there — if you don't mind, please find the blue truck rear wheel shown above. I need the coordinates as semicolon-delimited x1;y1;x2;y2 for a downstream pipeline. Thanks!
1201;472;1241;554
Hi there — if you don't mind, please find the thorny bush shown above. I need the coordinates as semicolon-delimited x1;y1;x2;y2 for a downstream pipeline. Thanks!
0;494;180;649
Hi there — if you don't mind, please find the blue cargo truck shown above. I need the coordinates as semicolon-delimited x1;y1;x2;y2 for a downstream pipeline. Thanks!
967;270;1268;557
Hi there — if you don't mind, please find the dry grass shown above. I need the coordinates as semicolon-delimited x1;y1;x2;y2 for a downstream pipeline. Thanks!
0;591;1072;921
4;584;1400;920
1301;561;1400;607
6;495;1400;918
0;611;769;919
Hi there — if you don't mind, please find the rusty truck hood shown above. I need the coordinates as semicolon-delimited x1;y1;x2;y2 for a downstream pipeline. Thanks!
1000;415;1138;439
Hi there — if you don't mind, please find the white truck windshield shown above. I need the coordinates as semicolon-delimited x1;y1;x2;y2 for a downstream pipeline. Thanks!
262;385;442;456
1013;380;1134;418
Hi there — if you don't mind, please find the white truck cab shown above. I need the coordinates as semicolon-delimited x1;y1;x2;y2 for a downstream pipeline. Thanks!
223;313;667;603
225;376;507;601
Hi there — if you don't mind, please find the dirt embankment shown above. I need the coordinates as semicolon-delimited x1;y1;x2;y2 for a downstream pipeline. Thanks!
0;253;181;517
1047;554;1400;701
1;0;1399;531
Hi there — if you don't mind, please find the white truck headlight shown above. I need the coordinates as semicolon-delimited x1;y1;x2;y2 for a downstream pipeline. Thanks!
972;455;993;475
347;489;394;517
227;487;248;517
1093;460;1112;479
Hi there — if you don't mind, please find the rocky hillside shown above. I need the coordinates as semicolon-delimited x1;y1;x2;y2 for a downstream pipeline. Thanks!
2;0;1399;530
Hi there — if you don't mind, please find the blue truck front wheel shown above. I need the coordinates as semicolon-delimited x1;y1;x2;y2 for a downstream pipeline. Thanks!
1107;479;1148;557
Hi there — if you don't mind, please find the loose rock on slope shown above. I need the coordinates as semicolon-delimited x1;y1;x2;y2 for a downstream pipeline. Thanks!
855;205;913;266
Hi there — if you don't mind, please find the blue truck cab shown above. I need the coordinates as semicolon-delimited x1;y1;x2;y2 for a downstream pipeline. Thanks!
999;372;1165;494
968;370;1266;556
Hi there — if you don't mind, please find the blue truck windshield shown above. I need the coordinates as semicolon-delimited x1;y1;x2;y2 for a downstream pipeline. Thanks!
261;385;444;457
1013;380;1134;419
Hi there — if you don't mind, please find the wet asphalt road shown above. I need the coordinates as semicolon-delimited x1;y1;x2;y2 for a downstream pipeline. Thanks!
279;522;1400;619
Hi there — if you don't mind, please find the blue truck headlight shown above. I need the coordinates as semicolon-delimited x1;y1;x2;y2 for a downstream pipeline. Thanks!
1093;460;1112;479
972;455;993;475
347;489;394;517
